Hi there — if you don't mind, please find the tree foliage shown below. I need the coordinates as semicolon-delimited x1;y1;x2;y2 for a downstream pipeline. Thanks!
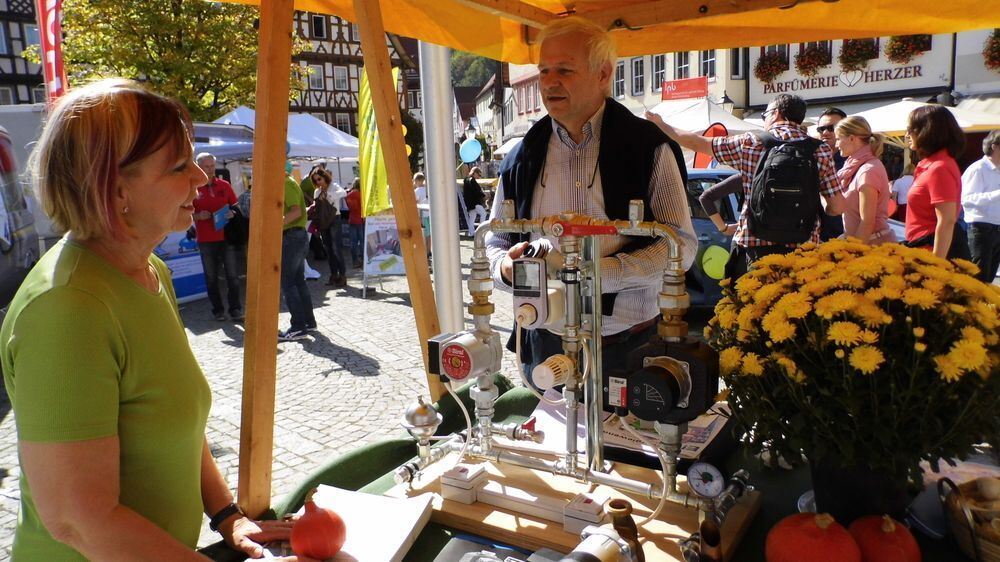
400;108;424;172
45;0;306;121
450;51;495;87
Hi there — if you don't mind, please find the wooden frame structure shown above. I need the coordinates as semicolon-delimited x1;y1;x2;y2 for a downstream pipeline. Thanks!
231;0;999;518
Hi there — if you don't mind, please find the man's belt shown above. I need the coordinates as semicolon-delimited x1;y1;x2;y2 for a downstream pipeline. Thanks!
601;317;657;347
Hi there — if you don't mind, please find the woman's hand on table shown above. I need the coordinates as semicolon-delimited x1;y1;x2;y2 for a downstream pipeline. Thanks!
221;516;318;561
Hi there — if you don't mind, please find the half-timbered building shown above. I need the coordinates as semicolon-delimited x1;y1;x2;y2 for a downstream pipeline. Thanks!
0;0;43;105
291;11;412;135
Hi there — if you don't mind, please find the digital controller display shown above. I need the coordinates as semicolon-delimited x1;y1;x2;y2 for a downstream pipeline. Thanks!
513;261;541;291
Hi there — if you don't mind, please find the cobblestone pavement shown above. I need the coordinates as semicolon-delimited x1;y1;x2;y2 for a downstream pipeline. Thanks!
0;238;523;560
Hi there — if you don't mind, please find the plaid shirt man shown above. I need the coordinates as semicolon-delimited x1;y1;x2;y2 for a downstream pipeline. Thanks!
712;121;842;248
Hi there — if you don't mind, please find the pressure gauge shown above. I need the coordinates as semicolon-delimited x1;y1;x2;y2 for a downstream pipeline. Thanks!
686;461;725;498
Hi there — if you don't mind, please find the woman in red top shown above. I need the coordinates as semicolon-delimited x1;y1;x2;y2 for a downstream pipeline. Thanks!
903;105;970;260
345;177;365;268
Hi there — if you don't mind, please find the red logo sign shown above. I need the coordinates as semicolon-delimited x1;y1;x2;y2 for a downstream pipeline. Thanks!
34;0;68;103
441;344;472;380
661;76;708;101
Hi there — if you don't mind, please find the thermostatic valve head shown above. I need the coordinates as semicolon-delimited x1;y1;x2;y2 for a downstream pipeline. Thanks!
532;354;574;390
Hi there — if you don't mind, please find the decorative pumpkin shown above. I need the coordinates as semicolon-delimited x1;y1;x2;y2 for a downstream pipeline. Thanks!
765;513;861;562
848;515;921;562
291;488;347;559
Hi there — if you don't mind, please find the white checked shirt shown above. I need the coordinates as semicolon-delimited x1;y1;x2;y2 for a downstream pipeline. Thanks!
486;104;697;336
962;156;1000;225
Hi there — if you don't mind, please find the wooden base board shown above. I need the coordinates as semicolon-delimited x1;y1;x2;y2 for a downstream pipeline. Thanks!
386;453;761;560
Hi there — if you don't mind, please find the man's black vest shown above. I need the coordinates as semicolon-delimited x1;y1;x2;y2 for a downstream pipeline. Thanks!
498;97;688;231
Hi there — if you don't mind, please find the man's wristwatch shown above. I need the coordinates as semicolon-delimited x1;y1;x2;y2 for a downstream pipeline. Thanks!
209;502;244;532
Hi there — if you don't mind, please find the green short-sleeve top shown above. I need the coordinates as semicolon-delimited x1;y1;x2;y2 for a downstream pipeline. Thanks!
0;239;212;560
284;176;307;230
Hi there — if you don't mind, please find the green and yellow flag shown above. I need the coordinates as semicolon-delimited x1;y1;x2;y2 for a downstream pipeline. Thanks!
357;66;400;217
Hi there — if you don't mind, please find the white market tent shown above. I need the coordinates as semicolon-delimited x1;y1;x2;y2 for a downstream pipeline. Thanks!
493;136;523;157
213;105;360;160
853;100;1000;138
649;97;761;134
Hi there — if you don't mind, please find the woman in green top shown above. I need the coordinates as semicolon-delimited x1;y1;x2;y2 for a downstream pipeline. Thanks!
0;80;312;561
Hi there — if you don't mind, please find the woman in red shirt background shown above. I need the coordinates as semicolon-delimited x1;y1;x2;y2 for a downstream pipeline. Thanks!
345;177;365;268
903;105;971;260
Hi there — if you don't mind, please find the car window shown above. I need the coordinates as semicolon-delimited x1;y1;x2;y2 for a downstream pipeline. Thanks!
0;134;27;213
685;179;718;220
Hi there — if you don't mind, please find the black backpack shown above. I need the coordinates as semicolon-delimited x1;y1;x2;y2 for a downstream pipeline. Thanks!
747;132;823;244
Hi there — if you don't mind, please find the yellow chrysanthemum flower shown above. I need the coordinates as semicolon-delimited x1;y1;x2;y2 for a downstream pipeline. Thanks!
933;355;963;383
860;330;879;344
715;306;737;330
774;293;812;321
949;304;968;314
864;287;885;301
719;347;743;375
742;352;764;376
835;349;845;359
768;320;797;343
814;290;857;318
922;279;946;294
755;282;785;307
735;275;763;296
849;346;885;374
827;321;863;346
948;340;988;371
915;342;927;353
960;326;984;345
913;327;926;338
901;287;938;309
952;258;980;277
972;302;999;329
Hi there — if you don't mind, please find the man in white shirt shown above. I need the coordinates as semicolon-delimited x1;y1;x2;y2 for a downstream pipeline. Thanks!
962;129;1000;283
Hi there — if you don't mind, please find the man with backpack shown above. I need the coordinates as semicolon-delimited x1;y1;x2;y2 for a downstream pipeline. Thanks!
648;94;845;279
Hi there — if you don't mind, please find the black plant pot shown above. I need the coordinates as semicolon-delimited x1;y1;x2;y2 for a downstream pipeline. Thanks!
809;460;912;525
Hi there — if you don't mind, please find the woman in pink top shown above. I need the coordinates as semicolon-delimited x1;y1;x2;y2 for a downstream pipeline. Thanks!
834;116;895;245
903;105;969;260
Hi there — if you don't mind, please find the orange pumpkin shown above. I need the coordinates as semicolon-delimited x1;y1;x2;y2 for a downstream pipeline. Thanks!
765;513;861;562
290;488;347;559
848;515;921;562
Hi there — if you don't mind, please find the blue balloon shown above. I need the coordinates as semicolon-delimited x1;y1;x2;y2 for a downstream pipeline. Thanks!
459;138;482;163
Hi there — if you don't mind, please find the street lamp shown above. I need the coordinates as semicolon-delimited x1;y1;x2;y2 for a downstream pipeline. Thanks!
466;122;477;139
719;91;735;113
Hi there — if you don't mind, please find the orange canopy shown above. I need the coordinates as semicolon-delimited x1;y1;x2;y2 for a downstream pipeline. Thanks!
223;0;1000;63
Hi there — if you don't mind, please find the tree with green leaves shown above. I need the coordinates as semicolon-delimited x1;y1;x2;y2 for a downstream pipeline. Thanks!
450;51;495;88
30;0;305;121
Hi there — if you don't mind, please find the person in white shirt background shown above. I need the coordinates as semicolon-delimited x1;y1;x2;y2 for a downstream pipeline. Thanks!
890;162;915;221
413;172;428;204
961;129;1000;283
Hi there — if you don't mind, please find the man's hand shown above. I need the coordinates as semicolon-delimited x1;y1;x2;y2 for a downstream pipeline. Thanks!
500;241;530;283
645;111;678;140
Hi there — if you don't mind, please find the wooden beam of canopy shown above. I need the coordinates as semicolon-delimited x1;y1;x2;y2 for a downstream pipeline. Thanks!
353;0;446;402
237;0;295;518
222;0;1000;63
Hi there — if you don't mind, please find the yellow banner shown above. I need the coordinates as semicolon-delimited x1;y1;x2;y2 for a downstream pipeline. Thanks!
358;66;399;217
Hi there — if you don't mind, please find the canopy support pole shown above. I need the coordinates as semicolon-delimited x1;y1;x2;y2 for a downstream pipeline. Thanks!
419;40;464;333
354;0;446;401
237;0;294;517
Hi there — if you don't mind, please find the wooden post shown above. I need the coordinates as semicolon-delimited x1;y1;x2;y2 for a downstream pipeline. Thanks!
354;0;447;402
237;0;294;517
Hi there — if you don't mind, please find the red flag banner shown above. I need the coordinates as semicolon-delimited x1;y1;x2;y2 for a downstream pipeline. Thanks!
693;122;729;168
660;76;708;101
34;0;68;102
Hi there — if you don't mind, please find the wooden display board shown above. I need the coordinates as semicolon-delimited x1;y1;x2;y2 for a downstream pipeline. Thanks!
387;453;761;560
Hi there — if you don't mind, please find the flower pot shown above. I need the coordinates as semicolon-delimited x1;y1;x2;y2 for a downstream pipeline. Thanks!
809;460;911;524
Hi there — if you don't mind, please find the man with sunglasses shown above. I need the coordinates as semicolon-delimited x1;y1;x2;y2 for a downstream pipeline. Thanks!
815;107;847;240
652;94;845;279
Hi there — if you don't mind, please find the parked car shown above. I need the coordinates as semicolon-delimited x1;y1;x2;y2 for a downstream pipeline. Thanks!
0;126;39;309
684;168;740;307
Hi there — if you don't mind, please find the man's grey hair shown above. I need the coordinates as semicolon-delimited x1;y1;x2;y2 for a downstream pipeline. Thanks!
983;130;1000;156
195;152;216;164
537;16;616;74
